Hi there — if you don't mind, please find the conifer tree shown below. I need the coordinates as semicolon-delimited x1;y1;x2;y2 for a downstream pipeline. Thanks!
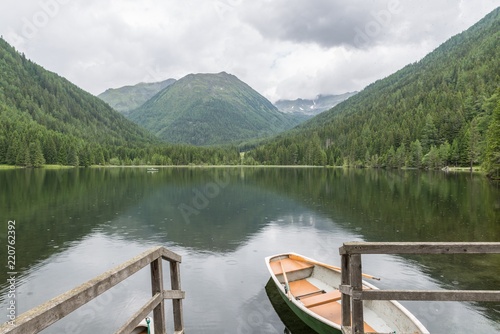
484;91;500;178
29;141;45;167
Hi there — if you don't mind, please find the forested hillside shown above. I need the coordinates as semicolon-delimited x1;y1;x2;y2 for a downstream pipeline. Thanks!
247;8;500;177
128;72;300;146
0;38;239;166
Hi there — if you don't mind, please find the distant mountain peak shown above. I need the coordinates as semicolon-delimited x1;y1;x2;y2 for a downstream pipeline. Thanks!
98;78;176;113
275;92;357;117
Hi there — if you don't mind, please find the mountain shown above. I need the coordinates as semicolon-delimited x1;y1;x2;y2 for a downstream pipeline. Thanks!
274;92;357;118
0;38;163;167
128;72;299;146
98;78;176;114
0;38;240;167
247;7;500;175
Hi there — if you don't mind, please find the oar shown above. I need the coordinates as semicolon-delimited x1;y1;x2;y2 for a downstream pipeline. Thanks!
279;260;292;299
288;254;381;281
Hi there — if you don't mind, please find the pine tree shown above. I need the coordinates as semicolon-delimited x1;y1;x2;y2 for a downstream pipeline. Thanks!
467;119;481;171
16;145;28;167
6;137;20;165
421;114;438;151
484;92;500;178
29;141;45;167
44;137;57;164
438;141;451;167
449;139;460;166
68;149;79;167
57;142;68;165
395;143;407;168
0;136;7;164
409;140;423;168
423;145;442;169
386;146;396;168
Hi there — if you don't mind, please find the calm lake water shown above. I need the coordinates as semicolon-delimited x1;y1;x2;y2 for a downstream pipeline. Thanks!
0;167;499;333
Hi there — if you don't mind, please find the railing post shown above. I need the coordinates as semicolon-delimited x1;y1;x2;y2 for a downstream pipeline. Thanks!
341;253;351;329
151;257;166;334
351;254;364;334
170;260;184;332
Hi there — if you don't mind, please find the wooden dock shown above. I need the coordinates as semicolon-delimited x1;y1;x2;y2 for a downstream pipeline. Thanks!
0;246;185;334
2;242;499;333
339;242;500;334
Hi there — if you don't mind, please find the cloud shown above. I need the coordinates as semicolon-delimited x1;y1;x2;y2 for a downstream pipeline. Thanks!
240;0;485;50
0;0;498;102
242;0;388;48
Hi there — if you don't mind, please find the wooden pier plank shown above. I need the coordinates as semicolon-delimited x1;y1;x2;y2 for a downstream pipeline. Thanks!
340;242;500;334
0;246;185;334
362;289;500;302
339;242;500;255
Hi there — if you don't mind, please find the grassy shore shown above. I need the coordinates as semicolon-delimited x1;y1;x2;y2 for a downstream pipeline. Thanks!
0;164;485;173
0;164;75;170
0;165;17;169
90;164;327;168
43;164;76;169
443;166;483;173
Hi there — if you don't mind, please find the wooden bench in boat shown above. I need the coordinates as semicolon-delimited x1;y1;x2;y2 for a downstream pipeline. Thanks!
288;278;319;296
270;258;314;275
288;278;376;333
300;290;342;307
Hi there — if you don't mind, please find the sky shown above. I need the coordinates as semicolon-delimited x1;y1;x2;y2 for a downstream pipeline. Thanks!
0;0;498;102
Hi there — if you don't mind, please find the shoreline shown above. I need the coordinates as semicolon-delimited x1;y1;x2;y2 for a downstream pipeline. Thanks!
0;164;485;173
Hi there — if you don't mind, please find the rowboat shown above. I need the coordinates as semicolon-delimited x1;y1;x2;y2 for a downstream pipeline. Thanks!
265;253;429;334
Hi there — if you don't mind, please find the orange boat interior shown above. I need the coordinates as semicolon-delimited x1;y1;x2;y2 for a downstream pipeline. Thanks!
270;256;375;333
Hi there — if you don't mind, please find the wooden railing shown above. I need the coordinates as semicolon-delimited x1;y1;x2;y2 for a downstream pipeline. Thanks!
0;246;185;334
339;242;500;334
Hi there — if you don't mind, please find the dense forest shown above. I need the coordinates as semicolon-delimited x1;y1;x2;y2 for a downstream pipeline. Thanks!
0;38;240;167
246;8;500;178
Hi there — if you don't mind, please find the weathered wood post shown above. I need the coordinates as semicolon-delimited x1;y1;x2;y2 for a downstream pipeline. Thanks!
341;253;351;330
350;254;364;334
151;258;166;334
170;260;184;332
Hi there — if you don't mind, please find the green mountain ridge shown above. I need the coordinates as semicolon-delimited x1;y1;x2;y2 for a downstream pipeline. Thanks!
0;38;162;167
127;72;300;146
98;78;176;114
247;7;500;177
0;39;240;167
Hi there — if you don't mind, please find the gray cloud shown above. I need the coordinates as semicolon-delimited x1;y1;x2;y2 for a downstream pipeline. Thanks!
0;0;498;102
241;0;490;50
242;0;388;48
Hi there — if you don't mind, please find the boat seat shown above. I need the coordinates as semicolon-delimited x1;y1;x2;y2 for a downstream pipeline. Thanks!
270;258;314;275
288;279;319;297
300;290;342;308
309;301;376;333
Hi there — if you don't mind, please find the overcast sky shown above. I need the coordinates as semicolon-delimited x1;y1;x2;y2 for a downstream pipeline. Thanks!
1;1;498;102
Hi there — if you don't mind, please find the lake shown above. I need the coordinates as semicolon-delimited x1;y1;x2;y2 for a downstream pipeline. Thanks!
0;167;499;333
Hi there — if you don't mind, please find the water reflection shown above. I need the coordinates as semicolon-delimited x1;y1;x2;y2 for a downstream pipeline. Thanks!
265;279;318;334
0;168;499;333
